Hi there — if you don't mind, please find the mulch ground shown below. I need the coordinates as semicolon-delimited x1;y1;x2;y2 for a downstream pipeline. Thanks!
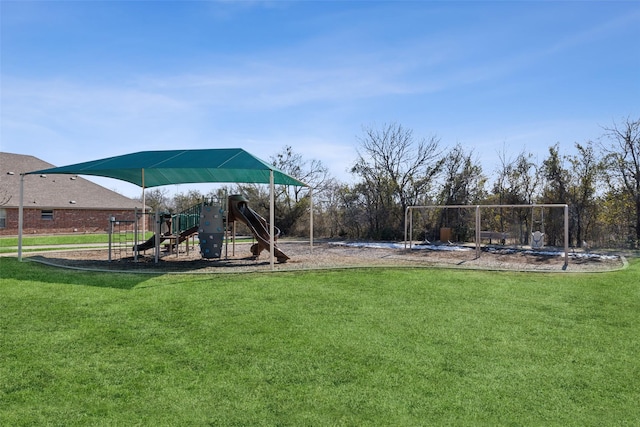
24;241;627;274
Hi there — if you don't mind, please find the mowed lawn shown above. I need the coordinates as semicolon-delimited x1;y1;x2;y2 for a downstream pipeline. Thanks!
1;257;638;426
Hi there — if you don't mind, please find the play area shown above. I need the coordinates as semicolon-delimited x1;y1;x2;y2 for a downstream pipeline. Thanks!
17;148;309;269
100;200;592;271
16;148;626;273
26;236;625;274
107;194;290;264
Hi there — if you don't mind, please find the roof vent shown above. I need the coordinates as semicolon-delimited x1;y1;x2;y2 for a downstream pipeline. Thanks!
6;172;15;175
40;174;47;178
69;200;77;204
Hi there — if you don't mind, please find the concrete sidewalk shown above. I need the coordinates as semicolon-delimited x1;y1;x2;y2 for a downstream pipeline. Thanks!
0;243;111;257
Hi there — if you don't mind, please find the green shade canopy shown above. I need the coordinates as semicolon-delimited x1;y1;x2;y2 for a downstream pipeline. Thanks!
26;148;308;188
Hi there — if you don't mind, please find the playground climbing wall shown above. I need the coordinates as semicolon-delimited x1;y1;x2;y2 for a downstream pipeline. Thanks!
199;205;225;259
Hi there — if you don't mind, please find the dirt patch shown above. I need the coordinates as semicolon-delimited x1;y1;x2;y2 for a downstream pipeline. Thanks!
24;241;626;274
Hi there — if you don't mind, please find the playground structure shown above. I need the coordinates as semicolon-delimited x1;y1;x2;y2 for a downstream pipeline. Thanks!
108;215;137;262
228;194;289;263
404;204;569;267
19;148;311;271
109;195;289;264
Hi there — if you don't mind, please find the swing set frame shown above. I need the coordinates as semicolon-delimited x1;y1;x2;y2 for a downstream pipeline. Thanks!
404;203;569;267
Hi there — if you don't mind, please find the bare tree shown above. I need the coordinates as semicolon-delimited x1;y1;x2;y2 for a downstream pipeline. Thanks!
600;117;640;247
351;122;443;238
139;187;171;212
270;145;330;202
230;146;328;236
307;178;342;238
172;189;205;213
437;144;486;206
435;144;486;241
490;146;541;243
326;181;367;239
268;145;330;236
492;146;540;205
541;144;569;203
540;144;570;246
567;141;602;247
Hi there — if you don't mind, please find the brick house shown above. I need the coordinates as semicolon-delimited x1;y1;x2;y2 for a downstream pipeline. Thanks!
0;152;144;235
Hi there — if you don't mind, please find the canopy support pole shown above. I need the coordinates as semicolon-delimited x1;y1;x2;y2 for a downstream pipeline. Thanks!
141;168;146;241
309;187;314;253
154;210;160;264
564;204;569;268
269;170;275;271
18;174;25;262
475;205;481;259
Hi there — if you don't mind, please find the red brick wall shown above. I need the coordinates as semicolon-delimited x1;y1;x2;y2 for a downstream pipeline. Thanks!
0;208;142;235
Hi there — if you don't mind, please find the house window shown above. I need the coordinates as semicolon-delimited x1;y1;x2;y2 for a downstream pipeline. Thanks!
0;209;6;228
41;210;54;220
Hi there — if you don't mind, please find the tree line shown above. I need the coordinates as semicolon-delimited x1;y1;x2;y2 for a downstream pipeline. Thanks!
143;117;640;249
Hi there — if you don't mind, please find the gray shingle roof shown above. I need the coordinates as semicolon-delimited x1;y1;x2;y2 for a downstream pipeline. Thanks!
0;152;143;210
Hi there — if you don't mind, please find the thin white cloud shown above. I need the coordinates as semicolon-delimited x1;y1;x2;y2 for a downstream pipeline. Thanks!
1;76;199;164
2;0;637;198
544;8;640;56
135;58;419;111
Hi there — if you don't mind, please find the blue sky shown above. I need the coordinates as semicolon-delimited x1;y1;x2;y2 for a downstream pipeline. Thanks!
2;1;639;198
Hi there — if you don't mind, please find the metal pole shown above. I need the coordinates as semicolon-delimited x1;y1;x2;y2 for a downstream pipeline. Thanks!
269;170;275;271
564;204;569;268
141;168;146;242
404;207;408;249
134;207;138;262
403;207;415;249
476;205;481;259
223;192;229;259
154;210;160;264
409;207;413;249
232;221;236;257
18;174;25;262
309;187;314;253
108;217;113;262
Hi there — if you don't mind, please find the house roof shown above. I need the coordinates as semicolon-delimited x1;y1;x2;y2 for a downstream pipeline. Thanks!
0;152;142;210
25;148;308;188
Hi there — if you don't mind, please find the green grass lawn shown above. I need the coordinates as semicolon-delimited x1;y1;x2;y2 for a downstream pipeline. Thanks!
0;234;114;247
0;234;151;254
0;234;120;254
1;257;638;426
0;233;251;253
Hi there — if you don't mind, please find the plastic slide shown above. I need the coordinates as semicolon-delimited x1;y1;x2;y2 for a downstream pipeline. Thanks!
133;233;169;252
228;195;289;263
174;225;199;248
133;225;199;253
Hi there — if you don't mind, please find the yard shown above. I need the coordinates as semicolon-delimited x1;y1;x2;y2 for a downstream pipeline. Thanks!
1;256;638;425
